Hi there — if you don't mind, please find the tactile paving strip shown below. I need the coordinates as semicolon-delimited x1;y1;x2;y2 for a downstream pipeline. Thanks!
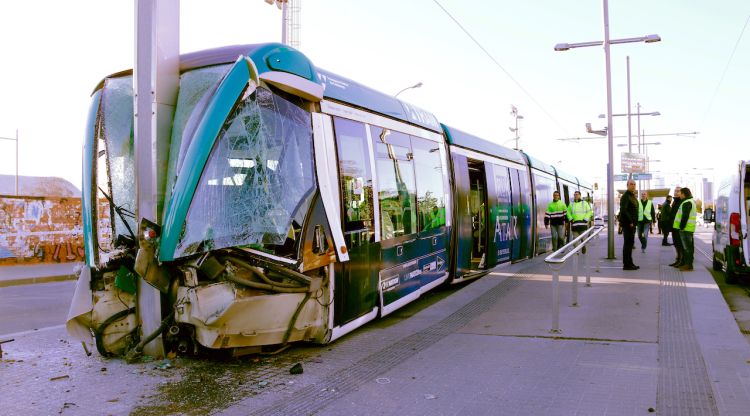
657;266;719;415
251;276;523;415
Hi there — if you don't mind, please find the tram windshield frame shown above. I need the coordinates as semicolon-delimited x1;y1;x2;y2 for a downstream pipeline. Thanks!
172;85;316;259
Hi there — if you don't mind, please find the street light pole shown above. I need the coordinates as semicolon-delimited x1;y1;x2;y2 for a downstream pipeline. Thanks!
626;56;632;154
603;0;616;259
395;82;423;98
510;105;524;150
554;0;661;260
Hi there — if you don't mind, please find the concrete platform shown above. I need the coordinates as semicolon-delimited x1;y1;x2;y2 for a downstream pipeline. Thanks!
224;229;750;415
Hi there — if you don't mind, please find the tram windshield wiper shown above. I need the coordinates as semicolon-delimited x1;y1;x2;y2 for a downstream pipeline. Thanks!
98;186;136;241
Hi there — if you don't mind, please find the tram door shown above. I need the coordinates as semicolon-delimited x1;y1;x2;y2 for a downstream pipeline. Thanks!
511;169;532;261
333;118;378;326
468;159;488;269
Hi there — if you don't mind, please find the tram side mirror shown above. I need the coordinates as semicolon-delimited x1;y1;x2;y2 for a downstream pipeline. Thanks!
312;225;329;255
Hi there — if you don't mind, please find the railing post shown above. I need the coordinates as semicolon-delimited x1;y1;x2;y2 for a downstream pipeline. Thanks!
551;267;561;333
585;240;592;287
572;252;579;306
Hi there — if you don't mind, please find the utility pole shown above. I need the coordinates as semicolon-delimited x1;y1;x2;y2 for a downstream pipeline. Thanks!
509;105;524;150
264;0;301;49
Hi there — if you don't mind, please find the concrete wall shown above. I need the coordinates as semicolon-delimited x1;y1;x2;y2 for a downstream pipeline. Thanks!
0;196;93;265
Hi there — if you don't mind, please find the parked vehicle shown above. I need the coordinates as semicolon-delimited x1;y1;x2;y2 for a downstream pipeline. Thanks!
712;161;750;283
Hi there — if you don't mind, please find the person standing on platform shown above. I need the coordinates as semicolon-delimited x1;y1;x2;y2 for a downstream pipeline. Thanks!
620;180;640;270
637;191;656;253
673;187;697;271
660;195;673;246
544;190;567;251
668;187;684;267
567;190;593;247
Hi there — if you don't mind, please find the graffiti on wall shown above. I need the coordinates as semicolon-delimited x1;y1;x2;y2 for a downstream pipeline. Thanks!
0;196;109;265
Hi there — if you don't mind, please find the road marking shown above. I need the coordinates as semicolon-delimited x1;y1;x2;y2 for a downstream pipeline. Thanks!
0;324;65;339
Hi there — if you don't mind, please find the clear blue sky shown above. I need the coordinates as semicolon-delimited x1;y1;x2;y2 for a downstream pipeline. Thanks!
1;0;747;200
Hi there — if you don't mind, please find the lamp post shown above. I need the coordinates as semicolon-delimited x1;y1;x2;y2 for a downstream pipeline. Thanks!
598;109;660;153
0;129;19;196
509;105;524;150
555;0;661;259
395;82;423;98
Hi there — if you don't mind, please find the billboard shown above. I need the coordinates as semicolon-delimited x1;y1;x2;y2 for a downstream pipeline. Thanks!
621;152;647;173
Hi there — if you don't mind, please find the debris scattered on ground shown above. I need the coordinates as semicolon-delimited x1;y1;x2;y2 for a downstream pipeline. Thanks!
648;407;655;412
155;359;172;370
100;367;107;372
376;377;390;384
58;402;76;414
50;375;70;382
258;380;269;387
0;338;15;359
424;394;437;400
289;362;303;374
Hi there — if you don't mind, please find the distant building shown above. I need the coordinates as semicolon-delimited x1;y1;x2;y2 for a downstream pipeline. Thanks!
703;178;714;207
0;174;80;198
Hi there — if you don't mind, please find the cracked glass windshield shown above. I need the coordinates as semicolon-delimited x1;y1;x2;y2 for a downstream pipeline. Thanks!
175;87;315;258
96;76;136;254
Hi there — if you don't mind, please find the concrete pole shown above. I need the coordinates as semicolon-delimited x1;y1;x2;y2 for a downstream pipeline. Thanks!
603;0;616;259
134;0;180;358
281;1;288;45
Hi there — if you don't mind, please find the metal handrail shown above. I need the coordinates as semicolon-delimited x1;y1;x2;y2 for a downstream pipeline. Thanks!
543;225;605;333
545;225;604;264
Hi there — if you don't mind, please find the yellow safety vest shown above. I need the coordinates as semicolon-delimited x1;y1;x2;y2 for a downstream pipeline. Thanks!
673;198;696;232
638;200;653;221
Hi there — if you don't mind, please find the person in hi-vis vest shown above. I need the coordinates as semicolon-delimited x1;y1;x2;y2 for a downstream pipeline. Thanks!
637;191;656;253
544;190;567;250
673;187;697;271
566;190;593;252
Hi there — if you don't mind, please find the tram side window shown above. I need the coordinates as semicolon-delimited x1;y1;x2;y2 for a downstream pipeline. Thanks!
371;126;418;240
334;117;374;248
411;136;446;232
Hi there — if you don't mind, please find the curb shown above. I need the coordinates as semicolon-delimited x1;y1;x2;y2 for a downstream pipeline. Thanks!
0;274;78;288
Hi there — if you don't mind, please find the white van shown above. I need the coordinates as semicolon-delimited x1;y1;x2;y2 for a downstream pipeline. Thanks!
712;160;750;283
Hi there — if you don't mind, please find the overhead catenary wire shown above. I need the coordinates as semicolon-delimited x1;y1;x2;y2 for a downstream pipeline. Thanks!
432;0;570;136
700;13;750;129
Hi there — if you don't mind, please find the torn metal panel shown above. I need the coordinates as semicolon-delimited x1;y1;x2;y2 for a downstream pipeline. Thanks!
174;282;328;349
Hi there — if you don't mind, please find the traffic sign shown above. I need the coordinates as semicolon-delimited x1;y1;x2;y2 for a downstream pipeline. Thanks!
613;174;628;181
632;173;652;180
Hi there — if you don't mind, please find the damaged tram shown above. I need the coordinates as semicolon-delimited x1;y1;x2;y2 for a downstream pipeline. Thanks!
67;43;592;358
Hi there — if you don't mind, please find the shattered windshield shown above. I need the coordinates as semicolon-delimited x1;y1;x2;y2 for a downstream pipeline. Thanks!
96;76;136;252
174;87;316;258
165;64;230;205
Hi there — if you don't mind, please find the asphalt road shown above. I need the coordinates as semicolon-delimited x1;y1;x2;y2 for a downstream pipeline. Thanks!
0;280;76;337
692;226;750;344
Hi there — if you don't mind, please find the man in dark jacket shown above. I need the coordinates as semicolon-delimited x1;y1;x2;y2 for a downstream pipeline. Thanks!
668;186;683;266
620;179;640;270
660;195;673;245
